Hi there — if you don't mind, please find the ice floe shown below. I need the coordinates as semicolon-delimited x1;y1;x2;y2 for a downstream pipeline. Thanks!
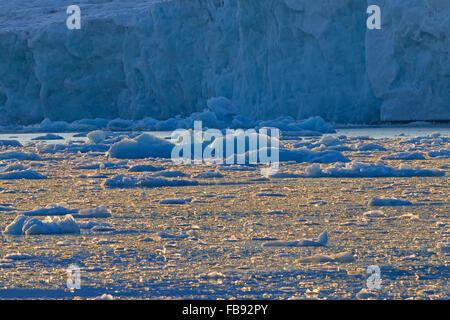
262;230;328;247
368;197;413;206
0;151;41;161
3;215;80;235
296;252;355;264
103;174;199;188
363;210;386;218
0;169;47;180
108;133;174;159
31;133;64;140
302;162;445;178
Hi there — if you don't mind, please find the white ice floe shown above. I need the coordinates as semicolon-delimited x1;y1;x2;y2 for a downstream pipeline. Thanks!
368;197;413;206
428;150;450;158
264;171;302;179
128;164;165;172
159;198;192;205
152;170;190;178
31;133;64;140
3;253;33;260
297;252;355;264
381;152;426;160
0;151;41;161
92;294;115;300
0;163;28;172
258;116;335;133
355;143;387;151
20;204;78;217
108;133;174;159
318;135;342;147
156;232;188;240
37;142;109;154
302;162;445;178
194;171;224;179
78;221;114;232
279;149;349;164
436;243;450;255
19;204;111;219
363;210;386;218
356;289;378;300
87;130;107;144
103;174;199;188
3;215;80;235
262;230;328;247
73;207;112;219
0;140;22;147
0;169;47;180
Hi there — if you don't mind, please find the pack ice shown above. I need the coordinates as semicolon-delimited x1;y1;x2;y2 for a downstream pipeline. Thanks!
0;0;449;125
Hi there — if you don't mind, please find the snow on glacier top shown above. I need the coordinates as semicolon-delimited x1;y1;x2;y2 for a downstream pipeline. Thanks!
0;0;168;32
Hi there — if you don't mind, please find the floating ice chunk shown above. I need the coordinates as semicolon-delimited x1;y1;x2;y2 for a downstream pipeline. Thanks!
93;294;114;300
279;149;350;163
356;143;386;151
262;230;328;247
397;213;419;220
265;171;302;179
3;215;80;235
31;133;64;140
258;116;335;133
152;170;190;178
319;135;342;146
0;140;22;147
160;198;192;205
236;147;349;164
4;253;33;260
38;142;109;154
368;197;413;206
73;207;112;219
128;164;165;172
198;272;226;280
108;133;174;159
0;169;46;180
428;150;450;158
297;252;355;264
194;171;224;179
436;243;449;257
356;289;378;300
21;204;78;217
87;130;107;144
363;210;386;218
256;193;286;197
103;174;199;188
0;164;28;172
0;151;41;161
156;231;188;239
382;152;426;160
78;221;112;230
302;162;445;178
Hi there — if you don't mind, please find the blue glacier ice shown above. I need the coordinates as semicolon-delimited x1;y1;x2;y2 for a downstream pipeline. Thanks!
0;0;448;125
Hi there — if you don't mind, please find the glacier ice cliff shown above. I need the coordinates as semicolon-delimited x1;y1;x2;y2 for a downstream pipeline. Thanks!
0;0;448;125
366;0;450;121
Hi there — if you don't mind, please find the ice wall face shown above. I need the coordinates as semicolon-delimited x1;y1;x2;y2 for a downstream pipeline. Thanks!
366;0;450;121
0;0;448;125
